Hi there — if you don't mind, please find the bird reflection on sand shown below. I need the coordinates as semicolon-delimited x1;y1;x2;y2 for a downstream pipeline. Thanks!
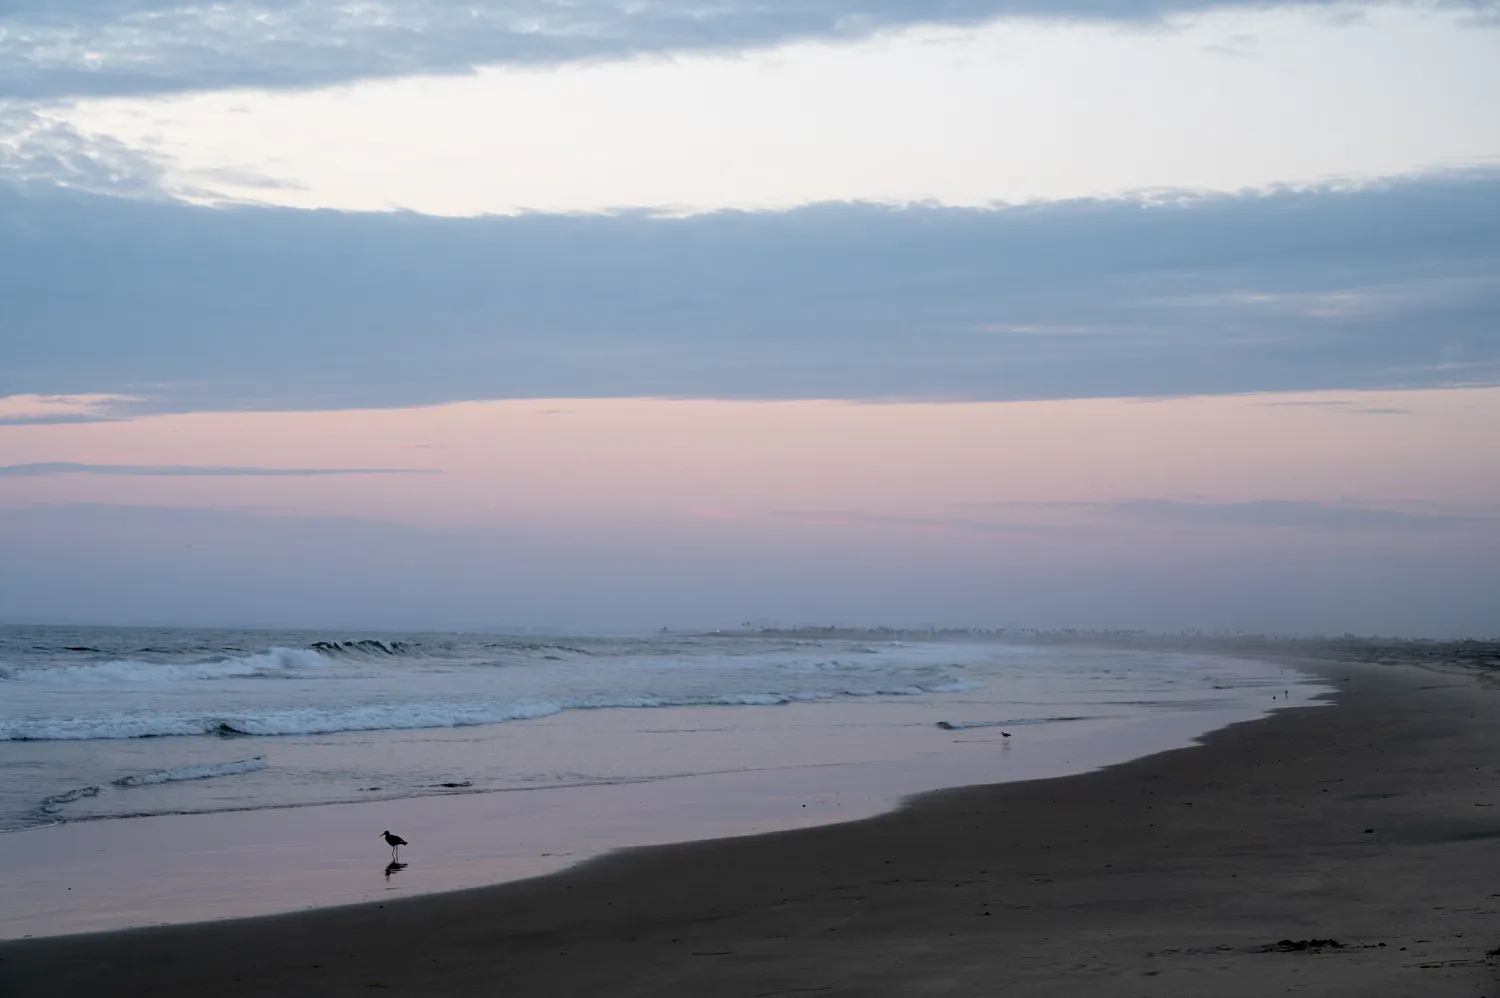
385;861;408;878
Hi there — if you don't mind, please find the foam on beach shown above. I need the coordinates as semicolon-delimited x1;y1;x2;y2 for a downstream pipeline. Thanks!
936;717;1085;730
113;757;270;787
38;785;101;813
0;682;979;741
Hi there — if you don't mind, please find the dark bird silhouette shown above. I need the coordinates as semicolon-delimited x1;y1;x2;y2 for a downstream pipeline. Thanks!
381;830;408;860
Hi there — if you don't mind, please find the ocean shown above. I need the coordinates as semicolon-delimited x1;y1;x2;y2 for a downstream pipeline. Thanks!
1;626;1308;831
0;625;1323;935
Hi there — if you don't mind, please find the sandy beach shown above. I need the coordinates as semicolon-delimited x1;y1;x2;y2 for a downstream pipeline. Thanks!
4;649;1499;996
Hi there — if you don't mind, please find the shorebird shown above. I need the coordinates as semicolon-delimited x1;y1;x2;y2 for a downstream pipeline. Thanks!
381;830;408;860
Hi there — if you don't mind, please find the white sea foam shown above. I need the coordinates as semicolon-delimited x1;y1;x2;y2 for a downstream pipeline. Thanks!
707;693;801;706
0;679;981;742
935;717;1084;730
0;629;1325;837
38;785;101;813
0;648;328;684
4;715;212;741
113;757;269;787
0;702;565;741
216;700;569;737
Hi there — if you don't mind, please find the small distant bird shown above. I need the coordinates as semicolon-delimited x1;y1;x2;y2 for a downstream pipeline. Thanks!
1000;731;1012;738
381;830;408;860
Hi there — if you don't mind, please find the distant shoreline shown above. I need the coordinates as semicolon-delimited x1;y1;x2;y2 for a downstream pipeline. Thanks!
719;627;1500;666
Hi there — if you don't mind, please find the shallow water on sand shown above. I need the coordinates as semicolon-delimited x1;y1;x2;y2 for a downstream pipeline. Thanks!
0;630;1326;938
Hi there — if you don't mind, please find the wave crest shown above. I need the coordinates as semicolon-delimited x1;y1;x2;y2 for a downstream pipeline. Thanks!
0;681;981;741
0;648;328;684
306;639;413;658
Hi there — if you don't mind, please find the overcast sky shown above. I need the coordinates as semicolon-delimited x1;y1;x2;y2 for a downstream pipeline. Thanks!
1;0;1496;635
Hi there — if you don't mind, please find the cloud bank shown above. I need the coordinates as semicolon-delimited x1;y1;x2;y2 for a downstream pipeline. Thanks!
1023;499;1492;532
4;0;1493;100
776;499;1497;537
0;393;142;424
2;170;1497;411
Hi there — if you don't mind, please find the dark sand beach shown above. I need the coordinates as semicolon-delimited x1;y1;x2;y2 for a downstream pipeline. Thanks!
5;649;1500;997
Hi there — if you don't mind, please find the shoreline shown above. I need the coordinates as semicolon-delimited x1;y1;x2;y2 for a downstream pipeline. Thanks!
7;653;1500;995
0;656;1317;940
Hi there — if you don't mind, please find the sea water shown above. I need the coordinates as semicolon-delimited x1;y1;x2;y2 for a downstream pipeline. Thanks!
0;626;1326;936
1;626;1308;834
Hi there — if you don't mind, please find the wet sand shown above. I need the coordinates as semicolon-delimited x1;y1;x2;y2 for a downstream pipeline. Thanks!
0;693;1302;939
5;654;1500;996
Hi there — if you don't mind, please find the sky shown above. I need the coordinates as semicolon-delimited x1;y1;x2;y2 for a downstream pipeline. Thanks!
0;0;1497;635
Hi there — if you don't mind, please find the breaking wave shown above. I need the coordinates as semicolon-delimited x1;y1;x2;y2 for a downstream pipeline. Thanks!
924;681;985;693
0;648;328;683
113;757;269;787
0;682;978;742
306;639;414;658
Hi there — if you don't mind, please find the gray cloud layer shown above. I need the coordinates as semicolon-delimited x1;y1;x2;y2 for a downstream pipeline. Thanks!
783;499;1496;536
2;170;1498;411
2;0;1494;99
1063;499;1491;531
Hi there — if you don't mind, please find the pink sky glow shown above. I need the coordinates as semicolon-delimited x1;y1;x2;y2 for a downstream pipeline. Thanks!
1;388;1496;633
